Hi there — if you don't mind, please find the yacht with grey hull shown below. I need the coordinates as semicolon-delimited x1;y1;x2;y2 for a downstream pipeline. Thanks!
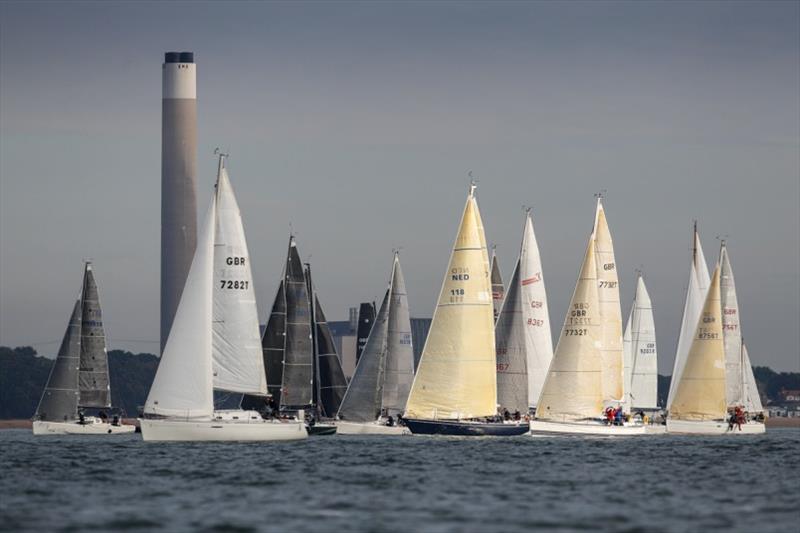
33;263;135;435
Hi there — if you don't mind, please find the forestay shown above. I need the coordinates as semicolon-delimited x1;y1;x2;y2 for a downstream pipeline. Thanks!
144;197;216;419
212;163;267;395
405;186;497;420
35;299;82;422
78;263;111;408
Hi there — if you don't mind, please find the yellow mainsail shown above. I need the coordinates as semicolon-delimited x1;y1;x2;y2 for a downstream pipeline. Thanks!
536;236;604;421
593;199;624;402
405;186;497;420
669;266;727;421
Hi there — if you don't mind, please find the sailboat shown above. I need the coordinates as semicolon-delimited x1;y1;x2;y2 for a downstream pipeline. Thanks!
404;183;528;436
491;247;505;322
337;252;415;435
139;153;306;442
241;235;348;435
622;273;659;414
531;200;645;436
719;241;765;433
33;262;136;435
495;209;553;416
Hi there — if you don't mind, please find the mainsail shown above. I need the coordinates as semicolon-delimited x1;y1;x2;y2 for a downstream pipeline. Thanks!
337;288;391;422
35;299;82;422
669;266;726;421
78;262;111;408
536;236;603;421
491;249;505;323
211;159;267;395
719;242;744;407
381;253;415;415
667;225;710;410
405;185;497;420
592;199;623;403
144;196;216;419
625;275;658;410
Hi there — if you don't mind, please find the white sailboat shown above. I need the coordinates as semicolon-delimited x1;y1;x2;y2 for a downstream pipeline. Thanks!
531;201;645;436
140;153;306;442
495;209;553;414
337;253;414;435
490;247;505;323
622;273;658;413
404;183;528;436
719;241;765;433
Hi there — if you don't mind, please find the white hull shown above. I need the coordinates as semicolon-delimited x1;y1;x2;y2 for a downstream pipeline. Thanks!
644;424;667;435
530;419;647;436
32;420;136;436
666;419;766;435
139;416;307;442
336;420;410;435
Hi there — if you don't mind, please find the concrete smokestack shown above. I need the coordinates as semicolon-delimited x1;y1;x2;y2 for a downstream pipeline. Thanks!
161;51;197;352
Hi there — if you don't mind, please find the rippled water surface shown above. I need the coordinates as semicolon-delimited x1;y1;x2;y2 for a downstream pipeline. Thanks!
1;428;798;532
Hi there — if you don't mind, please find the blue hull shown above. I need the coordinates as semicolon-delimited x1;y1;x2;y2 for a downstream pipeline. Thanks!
405;418;529;437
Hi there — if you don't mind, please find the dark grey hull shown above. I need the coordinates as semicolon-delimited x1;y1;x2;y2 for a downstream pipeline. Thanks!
405;418;529;436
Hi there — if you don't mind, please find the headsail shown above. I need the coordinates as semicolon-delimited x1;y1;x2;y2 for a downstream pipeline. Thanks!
35;299;81;422
211;157;267;395
667;225;710;410
495;258;528;412
741;344;763;413
144;196;216;419
243;279;286;409
405;185;497;420
382;253;415;415
491;249;505;322
627;275;658;410
536;236;603;421
592;199;623;403
78;262;111;408
669;266;726;422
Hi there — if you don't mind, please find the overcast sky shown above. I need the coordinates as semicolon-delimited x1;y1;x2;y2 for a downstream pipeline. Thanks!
1;1;798;373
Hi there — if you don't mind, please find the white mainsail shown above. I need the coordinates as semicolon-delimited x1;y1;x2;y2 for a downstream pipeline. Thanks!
741;344;763;413
536;236;603;421
144;196;216;419
627;275;658;410
405;185;497;420
667;225;710;410
382;253;415;415
719;242;743;407
669;266;727;422
211;159;268;395
592;198;624;403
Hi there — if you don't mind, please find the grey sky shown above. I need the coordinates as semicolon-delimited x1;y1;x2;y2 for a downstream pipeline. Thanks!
1;1;798;373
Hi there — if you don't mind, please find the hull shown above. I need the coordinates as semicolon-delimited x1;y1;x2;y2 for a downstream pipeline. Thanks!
644;424;667;435
530;419;647;436
139;417;307;442
336;420;411;435
307;423;337;436
405;418;529;436
32;420;136;436
666;419;766;435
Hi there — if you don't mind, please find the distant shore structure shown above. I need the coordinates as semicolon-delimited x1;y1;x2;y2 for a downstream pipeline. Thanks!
161;51;198;353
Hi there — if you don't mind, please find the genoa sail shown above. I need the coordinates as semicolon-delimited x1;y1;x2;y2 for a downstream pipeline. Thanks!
491;249;505;323
536;236;603;421
741;344;763;413
495;258;528;413
626;275;658;410
78;263;111;408
144;196;217;419
382;253;415;415
405;185;497;420
211;162;267;396
35;299;82;422
668;266;727;422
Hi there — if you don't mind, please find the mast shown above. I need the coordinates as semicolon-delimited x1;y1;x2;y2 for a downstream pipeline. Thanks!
305;262;321;418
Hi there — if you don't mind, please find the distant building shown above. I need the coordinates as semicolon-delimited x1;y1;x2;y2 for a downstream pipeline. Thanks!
780;390;800;402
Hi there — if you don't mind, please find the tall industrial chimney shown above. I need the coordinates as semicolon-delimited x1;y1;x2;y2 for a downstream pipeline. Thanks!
161;51;197;352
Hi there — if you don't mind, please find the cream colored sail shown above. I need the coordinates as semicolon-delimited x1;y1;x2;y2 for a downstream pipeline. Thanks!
405;185;496;420
592;199;623;402
669;266;727;421
536;236;603;422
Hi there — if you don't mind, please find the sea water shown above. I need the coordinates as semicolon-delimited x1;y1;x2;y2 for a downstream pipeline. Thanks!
0;428;797;532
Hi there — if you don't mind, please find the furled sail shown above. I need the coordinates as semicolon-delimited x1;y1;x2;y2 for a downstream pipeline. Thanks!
741;344;763;413
491;249;505;323
78;263;111;408
144;196;217;419
405;185;497;420
536;236;603;421
592;199;623;403
211;160;267;395
627;275;658;410
667;225;710;410
495;258;528;413
337;288;391;422
669;266;726;421
35;299;82;422
382;253;415;415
